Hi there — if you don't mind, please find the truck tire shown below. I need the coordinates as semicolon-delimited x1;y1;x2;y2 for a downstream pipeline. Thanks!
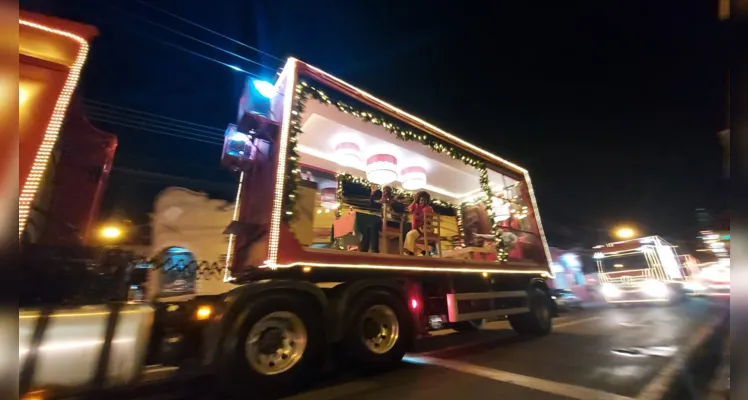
217;294;325;397
452;319;485;332
508;288;553;336
340;290;413;372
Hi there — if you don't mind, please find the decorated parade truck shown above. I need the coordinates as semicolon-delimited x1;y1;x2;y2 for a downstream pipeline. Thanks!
593;236;694;304
20;54;557;399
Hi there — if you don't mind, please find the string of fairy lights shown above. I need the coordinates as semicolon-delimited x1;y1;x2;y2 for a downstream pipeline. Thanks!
19;20;91;237
279;80;545;263
335;173;457;210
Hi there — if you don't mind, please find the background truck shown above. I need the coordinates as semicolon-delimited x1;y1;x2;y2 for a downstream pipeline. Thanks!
594;236;691;304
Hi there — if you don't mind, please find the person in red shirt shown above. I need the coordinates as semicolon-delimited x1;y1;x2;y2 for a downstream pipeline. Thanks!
404;191;434;255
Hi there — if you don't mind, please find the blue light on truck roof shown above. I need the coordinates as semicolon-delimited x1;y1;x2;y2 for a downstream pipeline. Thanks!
252;79;277;98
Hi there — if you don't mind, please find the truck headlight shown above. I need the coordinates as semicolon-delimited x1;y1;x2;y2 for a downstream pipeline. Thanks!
643;280;668;297
602;283;620;297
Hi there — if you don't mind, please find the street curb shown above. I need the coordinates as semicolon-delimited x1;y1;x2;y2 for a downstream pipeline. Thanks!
636;311;729;400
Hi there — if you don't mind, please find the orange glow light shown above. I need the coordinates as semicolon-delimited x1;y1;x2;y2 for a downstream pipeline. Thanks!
195;305;213;320
19;86;28;105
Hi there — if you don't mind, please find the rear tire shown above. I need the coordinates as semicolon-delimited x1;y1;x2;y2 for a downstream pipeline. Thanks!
452;319;485;332
340;290;413;373
509;288;553;336
216;294;325;398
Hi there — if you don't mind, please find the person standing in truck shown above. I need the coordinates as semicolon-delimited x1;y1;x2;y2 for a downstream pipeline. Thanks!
360;184;403;253
404;191;434;256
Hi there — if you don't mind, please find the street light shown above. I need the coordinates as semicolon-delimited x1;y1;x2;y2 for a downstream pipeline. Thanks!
99;225;123;241
614;227;636;239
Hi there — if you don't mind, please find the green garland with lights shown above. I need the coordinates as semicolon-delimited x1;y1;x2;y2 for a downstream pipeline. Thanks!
455;205;466;247
281;84;310;223
282;80;509;262
335;172;457;210
480;167;509;263
302;81;485;168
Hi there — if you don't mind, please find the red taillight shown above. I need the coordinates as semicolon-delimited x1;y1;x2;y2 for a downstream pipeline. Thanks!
411;298;419;309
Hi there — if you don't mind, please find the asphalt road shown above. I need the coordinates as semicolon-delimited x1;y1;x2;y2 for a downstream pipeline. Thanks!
279;297;729;400
120;297;728;400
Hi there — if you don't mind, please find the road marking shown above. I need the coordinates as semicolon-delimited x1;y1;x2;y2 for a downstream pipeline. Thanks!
555;316;601;328
404;356;634;400
415;316;599;356
635;314;726;400
281;380;378;400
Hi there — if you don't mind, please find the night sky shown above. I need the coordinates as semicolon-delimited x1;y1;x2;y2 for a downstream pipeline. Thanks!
21;0;728;248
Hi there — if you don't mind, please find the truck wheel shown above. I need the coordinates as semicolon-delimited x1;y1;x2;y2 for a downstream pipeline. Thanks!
340;290;413;372
452;319;485;332
508;288;553;336
218;294;324;397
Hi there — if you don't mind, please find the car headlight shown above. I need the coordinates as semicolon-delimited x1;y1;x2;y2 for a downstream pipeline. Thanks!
601;283;620;297
643;280;668;297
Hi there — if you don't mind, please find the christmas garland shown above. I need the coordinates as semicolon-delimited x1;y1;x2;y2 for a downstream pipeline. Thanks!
281;84;309;223
281;80;510;262
480;167;509;262
302;81;485;168
335;172;457;210
455;206;466;247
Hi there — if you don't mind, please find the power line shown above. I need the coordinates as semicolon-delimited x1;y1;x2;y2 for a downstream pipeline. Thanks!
121;25;263;78
110;4;278;73
134;0;284;63
84;108;222;138
88;116;223;145
85;109;224;140
82;102;224;135
84;99;224;132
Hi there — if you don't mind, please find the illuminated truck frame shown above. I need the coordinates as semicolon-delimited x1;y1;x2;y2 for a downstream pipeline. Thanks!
18;13;98;237
594;236;687;303
222;58;555;280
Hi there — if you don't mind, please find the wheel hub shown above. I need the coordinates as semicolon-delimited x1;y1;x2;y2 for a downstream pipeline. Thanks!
257;328;283;355
363;318;381;339
245;311;307;375
359;305;400;354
